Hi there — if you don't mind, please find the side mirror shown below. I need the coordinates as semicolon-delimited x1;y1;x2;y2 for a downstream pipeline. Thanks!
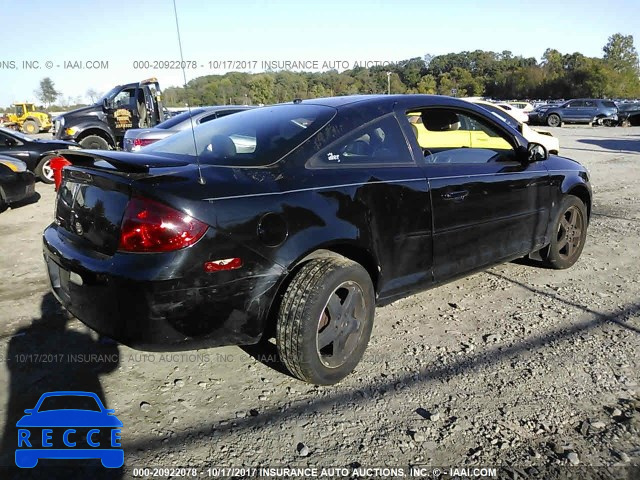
527;142;548;162
102;98;112;111
23;409;33;414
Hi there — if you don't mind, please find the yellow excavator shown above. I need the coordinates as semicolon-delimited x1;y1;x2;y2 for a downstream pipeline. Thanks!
6;103;53;134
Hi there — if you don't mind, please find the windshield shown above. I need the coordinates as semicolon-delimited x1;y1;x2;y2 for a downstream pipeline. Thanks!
143;104;336;167
156;108;208;130
98;86;123;104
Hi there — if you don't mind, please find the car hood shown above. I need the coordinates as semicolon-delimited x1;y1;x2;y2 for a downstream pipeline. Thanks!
17;410;123;427
34;138;80;148
56;104;104;122
58;105;98;117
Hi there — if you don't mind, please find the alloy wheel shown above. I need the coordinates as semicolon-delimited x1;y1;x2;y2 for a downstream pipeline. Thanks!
316;281;366;369
556;205;584;260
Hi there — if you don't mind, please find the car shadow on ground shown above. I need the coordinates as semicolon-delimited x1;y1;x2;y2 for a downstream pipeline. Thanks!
240;339;294;378
577;138;640;153
122;284;640;458
0;293;123;479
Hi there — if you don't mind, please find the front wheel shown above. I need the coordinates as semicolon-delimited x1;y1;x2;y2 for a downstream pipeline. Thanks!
541;195;588;269
276;257;375;385
35;155;56;184
79;135;110;150
547;114;561;127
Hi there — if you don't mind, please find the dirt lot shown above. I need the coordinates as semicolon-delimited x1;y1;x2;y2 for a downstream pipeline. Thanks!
0;127;638;479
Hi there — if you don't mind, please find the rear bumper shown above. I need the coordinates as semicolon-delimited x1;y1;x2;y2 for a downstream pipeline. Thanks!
43;224;284;351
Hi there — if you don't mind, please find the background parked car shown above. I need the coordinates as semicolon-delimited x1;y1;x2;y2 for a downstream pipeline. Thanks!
616;102;640;126
506;101;534;112
539;99;618;127
495;103;529;123
123;106;252;152
0;127;81;183
470;100;560;154
0;155;36;212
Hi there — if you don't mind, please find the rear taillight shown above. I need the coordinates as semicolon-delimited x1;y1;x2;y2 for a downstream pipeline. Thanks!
133;138;157;148
118;197;208;252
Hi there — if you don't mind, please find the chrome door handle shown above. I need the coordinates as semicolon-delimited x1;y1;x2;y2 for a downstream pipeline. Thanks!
442;190;469;200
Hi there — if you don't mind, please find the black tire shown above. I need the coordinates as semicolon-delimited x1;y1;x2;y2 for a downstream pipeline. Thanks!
0;192;7;213
541;195;588;269
276;257;375;385
22;120;39;135
79;135;110;150
35;155;56;184
547;114;561;127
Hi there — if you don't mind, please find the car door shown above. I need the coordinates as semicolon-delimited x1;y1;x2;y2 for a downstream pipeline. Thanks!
563;100;585;121
403;107;550;281
583;100;598;121
307;113;434;299
105;87;139;140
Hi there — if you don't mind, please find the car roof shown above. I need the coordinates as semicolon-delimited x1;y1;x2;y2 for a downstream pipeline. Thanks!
294;94;477;110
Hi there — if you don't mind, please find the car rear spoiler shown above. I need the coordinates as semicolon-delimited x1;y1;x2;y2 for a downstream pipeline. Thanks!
58;150;190;173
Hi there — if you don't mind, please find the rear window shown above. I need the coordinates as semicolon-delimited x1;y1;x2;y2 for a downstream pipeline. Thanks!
144;104;336;167
156;108;207;129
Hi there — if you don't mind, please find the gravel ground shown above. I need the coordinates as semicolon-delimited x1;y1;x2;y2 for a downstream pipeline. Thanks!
0;126;638;480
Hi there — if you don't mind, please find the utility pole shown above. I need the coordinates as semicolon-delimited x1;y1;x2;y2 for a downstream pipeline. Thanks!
386;72;392;95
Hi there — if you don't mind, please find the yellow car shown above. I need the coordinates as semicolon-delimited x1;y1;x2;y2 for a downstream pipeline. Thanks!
407;112;512;151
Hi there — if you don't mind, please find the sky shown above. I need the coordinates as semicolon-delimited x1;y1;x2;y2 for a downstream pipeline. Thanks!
1;0;639;107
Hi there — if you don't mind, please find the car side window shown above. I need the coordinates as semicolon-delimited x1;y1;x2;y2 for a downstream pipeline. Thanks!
568;101;585;108
215;110;239;119
112;88;136;108
310;115;413;167
199;113;218;124
584;100;596;107
407;108;516;165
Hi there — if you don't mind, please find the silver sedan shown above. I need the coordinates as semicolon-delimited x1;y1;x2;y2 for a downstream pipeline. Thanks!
123;106;252;152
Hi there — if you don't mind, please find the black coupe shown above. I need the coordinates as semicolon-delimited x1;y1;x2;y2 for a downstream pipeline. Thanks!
0;127;81;183
43;95;591;385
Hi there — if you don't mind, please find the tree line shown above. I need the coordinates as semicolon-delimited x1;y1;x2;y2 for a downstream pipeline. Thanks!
162;33;640;106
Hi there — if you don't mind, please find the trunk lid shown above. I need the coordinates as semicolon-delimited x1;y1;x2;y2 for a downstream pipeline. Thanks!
54;151;205;256
55;167;132;255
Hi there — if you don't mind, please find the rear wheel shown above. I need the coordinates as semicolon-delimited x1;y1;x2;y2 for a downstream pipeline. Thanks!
79;135;110;150
276;257;375;385
547;114;561;127
541;195;587;269
22;120;39;134
35;155;56;183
